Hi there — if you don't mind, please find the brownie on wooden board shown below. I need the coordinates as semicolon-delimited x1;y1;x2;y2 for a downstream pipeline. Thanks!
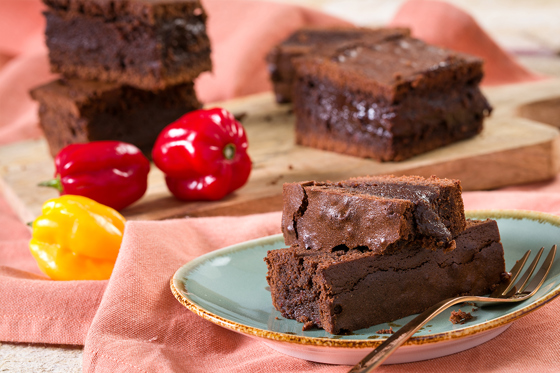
266;219;506;334
267;26;410;103
43;0;212;90
30;78;201;157
292;37;492;161
282;175;465;253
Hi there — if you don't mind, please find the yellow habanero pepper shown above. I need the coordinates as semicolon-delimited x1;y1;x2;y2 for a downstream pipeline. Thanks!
29;195;126;281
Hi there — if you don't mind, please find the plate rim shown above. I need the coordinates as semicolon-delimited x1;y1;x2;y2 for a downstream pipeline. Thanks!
171;209;560;349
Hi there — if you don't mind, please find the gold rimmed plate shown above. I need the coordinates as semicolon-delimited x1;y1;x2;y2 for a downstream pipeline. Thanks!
171;210;560;365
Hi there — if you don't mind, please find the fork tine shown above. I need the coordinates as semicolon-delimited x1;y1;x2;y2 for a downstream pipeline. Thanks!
513;247;545;294
521;245;556;296
491;249;531;298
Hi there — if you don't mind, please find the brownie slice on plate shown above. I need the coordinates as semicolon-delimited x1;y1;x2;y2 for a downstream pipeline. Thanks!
266;219;505;334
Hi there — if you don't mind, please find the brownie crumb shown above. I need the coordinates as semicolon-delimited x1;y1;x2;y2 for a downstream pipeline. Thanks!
376;327;394;334
449;309;474;324
302;320;315;331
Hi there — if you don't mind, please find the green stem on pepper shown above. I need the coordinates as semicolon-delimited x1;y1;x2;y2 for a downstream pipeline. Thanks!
38;176;63;193
223;143;236;160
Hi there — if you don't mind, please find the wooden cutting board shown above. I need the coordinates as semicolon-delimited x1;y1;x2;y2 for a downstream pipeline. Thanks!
1;79;560;223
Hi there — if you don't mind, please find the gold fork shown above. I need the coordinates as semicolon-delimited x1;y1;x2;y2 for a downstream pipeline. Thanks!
348;245;557;373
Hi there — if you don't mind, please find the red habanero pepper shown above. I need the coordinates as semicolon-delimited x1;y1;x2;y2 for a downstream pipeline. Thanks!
152;108;252;201
40;141;150;211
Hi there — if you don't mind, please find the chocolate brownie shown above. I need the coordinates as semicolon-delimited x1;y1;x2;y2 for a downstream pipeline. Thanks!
282;175;465;253
267;26;410;103
292;37;492;161
42;0;212;90
30;78;201;157
266;219;506;334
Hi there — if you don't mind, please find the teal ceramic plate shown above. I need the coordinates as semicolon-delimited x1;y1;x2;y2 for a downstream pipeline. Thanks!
171;210;560;365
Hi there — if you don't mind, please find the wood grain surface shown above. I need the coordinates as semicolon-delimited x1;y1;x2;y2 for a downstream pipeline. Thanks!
1;79;560;223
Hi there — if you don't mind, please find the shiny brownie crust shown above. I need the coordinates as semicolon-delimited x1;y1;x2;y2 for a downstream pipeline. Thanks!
267;26;410;103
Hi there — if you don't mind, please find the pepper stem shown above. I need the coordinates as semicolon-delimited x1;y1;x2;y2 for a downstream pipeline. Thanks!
38;176;63;193
223;143;236;160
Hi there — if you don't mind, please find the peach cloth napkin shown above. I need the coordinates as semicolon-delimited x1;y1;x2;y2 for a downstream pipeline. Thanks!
79;203;560;373
1;0;559;372
4;199;560;372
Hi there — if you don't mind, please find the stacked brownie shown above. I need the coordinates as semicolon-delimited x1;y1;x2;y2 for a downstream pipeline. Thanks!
265;175;506;334
31;0;211;157
268;28;492;161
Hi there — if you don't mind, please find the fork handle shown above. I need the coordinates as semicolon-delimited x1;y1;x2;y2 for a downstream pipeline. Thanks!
348;296;473;373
